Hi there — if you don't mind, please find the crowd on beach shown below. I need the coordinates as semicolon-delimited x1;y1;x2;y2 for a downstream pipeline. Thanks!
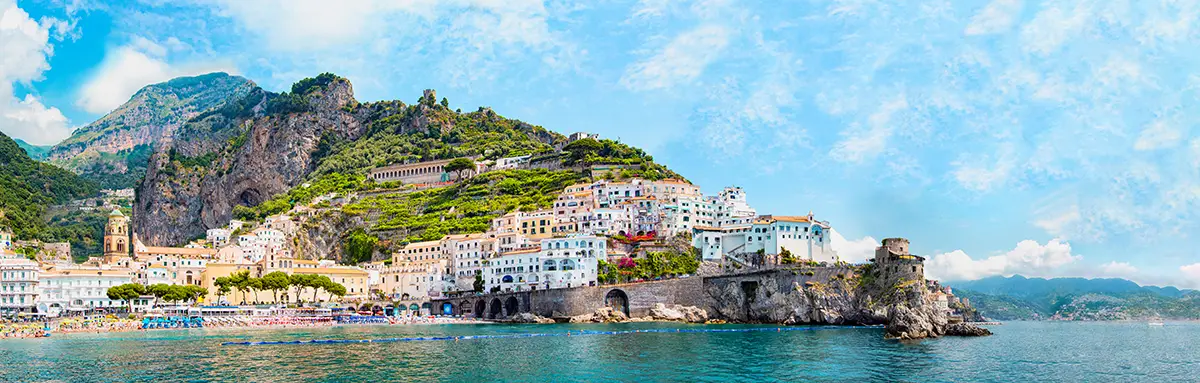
0;314;478;339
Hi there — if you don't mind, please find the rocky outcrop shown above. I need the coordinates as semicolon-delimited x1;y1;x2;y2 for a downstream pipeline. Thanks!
134;77;369;246
943;323;994;337
646;303;709;323
509;312;556;324
570;307;629;323
704;268;990;340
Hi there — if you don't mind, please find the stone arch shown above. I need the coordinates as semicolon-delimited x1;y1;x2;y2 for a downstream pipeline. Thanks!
504;296;519;316
489;298;503;318
442;302;454;316
474;300;486;318
459;300;471;316
605;289;629;317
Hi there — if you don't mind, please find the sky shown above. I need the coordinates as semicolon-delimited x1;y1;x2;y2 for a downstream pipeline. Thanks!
2;0;1200;287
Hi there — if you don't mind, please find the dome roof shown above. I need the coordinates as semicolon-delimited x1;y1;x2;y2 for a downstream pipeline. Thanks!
109;209;125;217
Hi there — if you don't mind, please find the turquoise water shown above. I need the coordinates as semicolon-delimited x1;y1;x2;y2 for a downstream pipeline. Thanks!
1;321;1197;382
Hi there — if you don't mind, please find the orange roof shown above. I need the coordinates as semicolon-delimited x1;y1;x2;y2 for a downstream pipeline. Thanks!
139;246;218;257
501;248;540;256
773;216;811;223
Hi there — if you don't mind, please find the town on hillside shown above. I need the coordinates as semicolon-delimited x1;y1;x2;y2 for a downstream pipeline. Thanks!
0;132;969;327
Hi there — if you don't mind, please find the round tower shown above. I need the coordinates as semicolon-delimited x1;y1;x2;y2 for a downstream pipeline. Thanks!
882;237;909;255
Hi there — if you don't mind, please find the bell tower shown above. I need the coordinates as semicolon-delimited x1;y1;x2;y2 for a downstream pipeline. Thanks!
103;209;130;263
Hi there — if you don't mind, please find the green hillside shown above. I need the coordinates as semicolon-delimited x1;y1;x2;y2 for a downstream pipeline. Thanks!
0;132;103;260
13;138;51;160
952;276;1200;321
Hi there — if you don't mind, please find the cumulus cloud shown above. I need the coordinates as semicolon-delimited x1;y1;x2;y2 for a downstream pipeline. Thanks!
925;239;1081;281
620;24;731;91
1100;261;1138;277
0;0;74;145
76;42;237;114
830;229;878;263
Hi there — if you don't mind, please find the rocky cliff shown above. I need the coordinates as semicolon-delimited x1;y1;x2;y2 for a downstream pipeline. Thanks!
704;267;991;340
134;76;369;246
49;73;257;189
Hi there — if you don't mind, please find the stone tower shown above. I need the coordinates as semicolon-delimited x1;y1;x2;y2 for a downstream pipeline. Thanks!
873;238;925;284
103;209;130;262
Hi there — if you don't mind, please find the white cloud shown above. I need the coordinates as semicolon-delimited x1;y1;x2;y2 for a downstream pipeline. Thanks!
830;229;878;263
76;43;237;114
951;142;1018;192
965;0;1023;36
1100;261;1138;277
213;0;440;51
829;95;908;163
1180;263;1200;281
1019;5;1091;55
0;0;74;145
620;24;731;91
925;239;1081;281
1133;118;1184;151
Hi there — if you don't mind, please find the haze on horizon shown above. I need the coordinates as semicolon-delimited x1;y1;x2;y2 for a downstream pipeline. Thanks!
2;0;1198;288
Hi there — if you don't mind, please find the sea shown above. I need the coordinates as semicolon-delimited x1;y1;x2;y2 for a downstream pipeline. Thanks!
1;321;1197;382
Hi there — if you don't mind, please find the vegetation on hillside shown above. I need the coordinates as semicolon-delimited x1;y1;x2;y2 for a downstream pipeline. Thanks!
344;169;586;244
0;132;99;240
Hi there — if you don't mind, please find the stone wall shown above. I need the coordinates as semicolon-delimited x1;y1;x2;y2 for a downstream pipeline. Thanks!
700;266;869;323
431;277;704;319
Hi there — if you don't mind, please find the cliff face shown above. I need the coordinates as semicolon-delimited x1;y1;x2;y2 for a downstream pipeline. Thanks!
703;267;990;340
49;73;256;189
134;78;367;246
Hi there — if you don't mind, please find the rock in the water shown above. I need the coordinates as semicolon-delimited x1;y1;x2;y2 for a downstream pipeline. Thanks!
571;307;629;323
509;312;555;324
646;303;709;323
648;303;686;321
885;304;939;340
943;323;992;337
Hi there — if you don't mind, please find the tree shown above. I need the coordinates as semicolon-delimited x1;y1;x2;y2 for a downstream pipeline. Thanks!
148;283;172;307
106;283;145;312
228;270;252;304
327;283;347;302
440;97;449;108
183;285;208;304
473;274;484;293
562;138;601;164
290;274;314;304
344;229;377;265
312;275;334;302
248;277;264;303
262;271;290;302
444;158;477;182
214;277;232;304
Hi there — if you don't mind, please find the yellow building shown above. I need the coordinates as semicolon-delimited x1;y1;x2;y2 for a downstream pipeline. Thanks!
293;267;370;301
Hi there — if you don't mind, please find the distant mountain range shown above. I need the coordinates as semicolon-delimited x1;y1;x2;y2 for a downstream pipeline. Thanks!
948;275;1200;321
14;138;51;160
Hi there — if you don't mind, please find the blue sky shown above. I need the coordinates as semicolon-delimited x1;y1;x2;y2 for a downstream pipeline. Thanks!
3;0;1200;287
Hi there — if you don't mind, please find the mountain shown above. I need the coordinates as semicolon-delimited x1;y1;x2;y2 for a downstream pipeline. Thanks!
47;72;257;189
0;132;103;261
949;275;1200;321
134;73;679;260
14;139;51;160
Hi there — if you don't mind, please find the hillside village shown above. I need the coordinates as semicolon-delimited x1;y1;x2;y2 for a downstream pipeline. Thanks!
0;129;873;317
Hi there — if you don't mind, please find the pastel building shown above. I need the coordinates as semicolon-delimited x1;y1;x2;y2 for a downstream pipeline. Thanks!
484;248;542;292
37;266;143;316
692;213;838;264
536;235;605;290
0;253;39;315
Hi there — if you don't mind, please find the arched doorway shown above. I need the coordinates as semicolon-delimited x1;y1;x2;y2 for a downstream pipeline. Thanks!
504;296;519;316
489;298;502;318
442;302;454;316
460;300;471;316
474;300;486;318
605;289;629;317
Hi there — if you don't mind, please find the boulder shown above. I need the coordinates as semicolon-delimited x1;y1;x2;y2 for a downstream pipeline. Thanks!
943;323;992;337
645;303;709;323
509;312;555;324
570;307;629;323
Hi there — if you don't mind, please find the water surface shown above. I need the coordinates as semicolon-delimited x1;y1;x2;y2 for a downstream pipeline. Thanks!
1;321;1196;382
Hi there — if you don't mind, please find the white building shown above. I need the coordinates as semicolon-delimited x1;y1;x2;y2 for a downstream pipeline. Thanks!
484;248;542;293
568;132;600;142
536;235;604;289
206;228;231;248
37;267;144;317
447;234;495;291
692;214;838;264
0;252;39;315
